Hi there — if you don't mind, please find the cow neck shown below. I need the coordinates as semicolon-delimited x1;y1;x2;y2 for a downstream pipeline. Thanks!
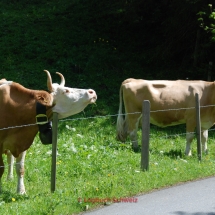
36;102;54;121
46;106;53;120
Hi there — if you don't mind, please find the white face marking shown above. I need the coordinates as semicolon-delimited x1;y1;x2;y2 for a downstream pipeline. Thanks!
51;84;97;119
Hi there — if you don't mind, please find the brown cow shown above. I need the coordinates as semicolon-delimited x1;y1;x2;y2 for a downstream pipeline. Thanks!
0;70;97;194
117;78;213;154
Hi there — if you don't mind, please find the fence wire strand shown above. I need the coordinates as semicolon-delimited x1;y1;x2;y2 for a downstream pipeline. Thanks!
1;104;215;169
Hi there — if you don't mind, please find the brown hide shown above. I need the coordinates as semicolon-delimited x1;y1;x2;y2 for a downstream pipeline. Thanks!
117;79;215;151
0;82;53;158
121;79;215;129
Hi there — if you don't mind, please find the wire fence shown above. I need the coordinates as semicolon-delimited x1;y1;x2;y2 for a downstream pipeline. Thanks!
1;103;215;169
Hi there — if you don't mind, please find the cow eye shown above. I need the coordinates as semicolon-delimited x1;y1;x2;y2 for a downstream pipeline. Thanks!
65;89;70;93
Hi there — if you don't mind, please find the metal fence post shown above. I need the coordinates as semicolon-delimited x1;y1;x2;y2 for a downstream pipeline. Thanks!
141;100;150;171
195;93;202;161
51;112;59;192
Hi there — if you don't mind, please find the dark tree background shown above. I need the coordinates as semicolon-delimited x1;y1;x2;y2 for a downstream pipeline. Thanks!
0;0;214;112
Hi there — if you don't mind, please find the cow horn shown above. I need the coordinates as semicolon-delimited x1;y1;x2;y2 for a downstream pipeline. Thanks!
56;72;65;86
44;70;53;92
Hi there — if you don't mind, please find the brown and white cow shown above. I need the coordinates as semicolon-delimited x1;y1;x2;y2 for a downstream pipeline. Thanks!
117;78;215;154
0;70;97;194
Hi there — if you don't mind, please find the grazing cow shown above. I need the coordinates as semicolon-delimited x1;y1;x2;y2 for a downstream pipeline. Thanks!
117;78;214;154
0;70;97;194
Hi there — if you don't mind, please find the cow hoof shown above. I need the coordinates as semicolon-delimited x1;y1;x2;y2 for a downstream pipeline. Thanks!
17;190;26;195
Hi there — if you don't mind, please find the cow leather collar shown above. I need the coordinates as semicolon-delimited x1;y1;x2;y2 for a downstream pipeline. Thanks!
36;102;52;145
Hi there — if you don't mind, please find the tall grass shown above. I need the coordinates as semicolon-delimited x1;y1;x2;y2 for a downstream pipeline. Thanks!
0;114;215;214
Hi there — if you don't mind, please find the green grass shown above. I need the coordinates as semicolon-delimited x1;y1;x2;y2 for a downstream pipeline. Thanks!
1;115;215;214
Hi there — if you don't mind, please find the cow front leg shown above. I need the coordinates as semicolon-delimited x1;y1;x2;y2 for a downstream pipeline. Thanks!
16;150;26;194
7;150;14;180
185;132;194;156
201;130;208;154
0;155;4;193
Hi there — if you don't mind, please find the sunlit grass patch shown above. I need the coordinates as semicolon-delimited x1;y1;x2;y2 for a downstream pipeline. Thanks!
1;117;215;214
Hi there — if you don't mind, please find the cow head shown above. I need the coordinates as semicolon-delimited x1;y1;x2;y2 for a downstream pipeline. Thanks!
44;70;97;119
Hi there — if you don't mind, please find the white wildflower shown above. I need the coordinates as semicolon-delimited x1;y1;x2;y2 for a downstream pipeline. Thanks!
46;150;52;155
90;145;96;150
77;134;83;138
66;125;76;131
69;143;77;153
82;145;88;149
179;159;188;163
0;201;5;206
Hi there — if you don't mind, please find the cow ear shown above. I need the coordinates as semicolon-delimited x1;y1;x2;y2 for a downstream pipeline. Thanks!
36;93;53;106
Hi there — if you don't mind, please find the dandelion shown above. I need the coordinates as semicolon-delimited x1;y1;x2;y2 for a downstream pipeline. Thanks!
12;198;15;202
56;160;62;165
108;173;111;177
96;187;99;191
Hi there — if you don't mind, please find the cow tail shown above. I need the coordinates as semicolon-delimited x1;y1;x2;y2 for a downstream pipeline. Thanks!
116;85;127;141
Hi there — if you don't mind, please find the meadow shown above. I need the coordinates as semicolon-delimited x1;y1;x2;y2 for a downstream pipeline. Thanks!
0;1;214;214
0;110;215;215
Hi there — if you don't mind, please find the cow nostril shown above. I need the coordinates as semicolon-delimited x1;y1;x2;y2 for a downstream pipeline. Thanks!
88;90;94;94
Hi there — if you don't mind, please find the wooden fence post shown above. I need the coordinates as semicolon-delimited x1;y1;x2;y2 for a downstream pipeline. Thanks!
195;93;202;161
51;112;59;192
141;100;150;171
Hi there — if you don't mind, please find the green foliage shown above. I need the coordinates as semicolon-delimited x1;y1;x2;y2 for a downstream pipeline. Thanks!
0;0;212;95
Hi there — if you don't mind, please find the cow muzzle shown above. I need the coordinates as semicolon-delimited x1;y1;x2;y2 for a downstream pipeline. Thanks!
88;89;97;103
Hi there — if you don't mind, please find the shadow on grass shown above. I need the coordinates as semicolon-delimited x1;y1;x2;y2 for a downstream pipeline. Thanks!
163;149;183;159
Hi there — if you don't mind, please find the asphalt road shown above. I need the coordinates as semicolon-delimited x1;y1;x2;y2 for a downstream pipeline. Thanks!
81;176;215;215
